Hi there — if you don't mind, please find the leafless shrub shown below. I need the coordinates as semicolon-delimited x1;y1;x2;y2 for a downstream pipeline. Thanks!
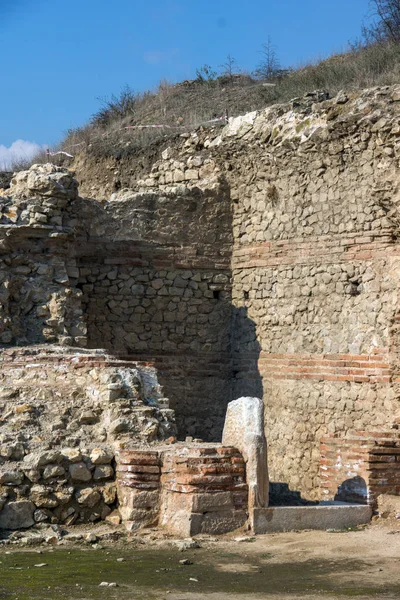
91;86;139;128
363;0;400;42
253;37;282;80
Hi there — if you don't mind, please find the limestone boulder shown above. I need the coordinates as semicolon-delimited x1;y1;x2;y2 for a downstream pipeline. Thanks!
61;448;82;463
224;111;257;139
30;485;59;508
0;470;24;485
69;462;92;482
9;164;78;200
76;488;101;507
0;501;35;529
90;448;113;465
222;397;269;509
42;464;65;480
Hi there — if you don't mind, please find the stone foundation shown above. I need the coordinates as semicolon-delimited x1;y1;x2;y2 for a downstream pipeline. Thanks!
117;445;248;536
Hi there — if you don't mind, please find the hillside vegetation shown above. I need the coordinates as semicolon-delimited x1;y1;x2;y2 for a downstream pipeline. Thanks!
59;41;400;160
5;0;400;173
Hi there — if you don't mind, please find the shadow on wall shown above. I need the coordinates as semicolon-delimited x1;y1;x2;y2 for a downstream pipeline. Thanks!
231;305;263;401
84;298;264;443
268;482;319;506
154;303;264;442
334;476;368;504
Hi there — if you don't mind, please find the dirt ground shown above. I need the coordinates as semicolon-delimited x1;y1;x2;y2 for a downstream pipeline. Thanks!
1;522;400;599
204;523;400;599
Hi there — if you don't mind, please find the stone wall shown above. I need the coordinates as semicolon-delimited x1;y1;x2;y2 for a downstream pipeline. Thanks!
74;180;233;440
0;166;86;346
0;346;176;528
218;87;400;500
113;86;400;500
0;164;234;440
5;85;400;504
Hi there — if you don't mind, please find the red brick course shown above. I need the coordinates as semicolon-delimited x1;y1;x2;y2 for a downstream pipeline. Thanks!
320;432;400;506
234;350;391;383
233;231;396;269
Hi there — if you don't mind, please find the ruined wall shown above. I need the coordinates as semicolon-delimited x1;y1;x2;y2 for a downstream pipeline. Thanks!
0;166;86;346
320;432;400;506
0;346;176;528
102;89;400;500
216;87;400;500
6;86;400;504
75;173;233;440
0;162;234;441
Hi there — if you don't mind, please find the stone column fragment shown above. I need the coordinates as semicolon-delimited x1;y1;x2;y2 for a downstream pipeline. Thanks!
222;396;269;509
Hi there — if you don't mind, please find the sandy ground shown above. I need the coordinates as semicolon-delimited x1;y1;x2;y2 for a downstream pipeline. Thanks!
185;523;400;599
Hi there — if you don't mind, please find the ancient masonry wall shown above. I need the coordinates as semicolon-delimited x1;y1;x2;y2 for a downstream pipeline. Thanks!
74;182;233;440
0;164;234;441
5;86;400;504
320;432;400;506
0;346;176;528
218;88;400;500
126;88;400;500
0;168;86;347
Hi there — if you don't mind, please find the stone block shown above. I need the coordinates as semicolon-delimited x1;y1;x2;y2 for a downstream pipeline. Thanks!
252;504;372;534
159;490;193;537
76;488;101;507
191;491;234;512
61;448;82;463
0;470;24;485
43;464;65;479
184;169;199;181
105;511;121;526
69;462;92;482
194;509;248;535
0;501;35;530
90;448;114;465
102;485;117;505
118;487;159;510
30;485;59;508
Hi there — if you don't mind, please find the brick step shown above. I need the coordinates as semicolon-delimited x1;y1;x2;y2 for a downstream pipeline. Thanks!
118;481;160;490
163;482;248;494
116;465;161;474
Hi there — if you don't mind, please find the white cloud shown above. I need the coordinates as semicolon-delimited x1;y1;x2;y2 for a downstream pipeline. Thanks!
0;140;45;171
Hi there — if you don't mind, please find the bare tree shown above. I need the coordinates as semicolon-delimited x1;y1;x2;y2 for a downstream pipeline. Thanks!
364;0;400;42
253;37;281;80
220;54;239;81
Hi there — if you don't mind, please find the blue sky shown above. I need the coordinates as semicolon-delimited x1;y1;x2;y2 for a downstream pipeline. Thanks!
1;0;370;166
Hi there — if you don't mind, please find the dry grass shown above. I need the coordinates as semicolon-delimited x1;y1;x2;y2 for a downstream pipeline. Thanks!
61;74;271;158
7;40;400;170
59;41;400;158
